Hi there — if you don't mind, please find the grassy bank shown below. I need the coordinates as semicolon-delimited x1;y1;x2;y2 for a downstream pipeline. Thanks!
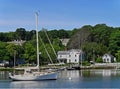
0;67;14;71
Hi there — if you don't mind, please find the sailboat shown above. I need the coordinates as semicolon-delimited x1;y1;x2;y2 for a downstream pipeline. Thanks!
9;12;58;81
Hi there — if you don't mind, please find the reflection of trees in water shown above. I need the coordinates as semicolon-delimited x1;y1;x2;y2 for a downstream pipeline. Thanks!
62;69;118;78
0;71;9;80
82;70;91;77
89;69;117;77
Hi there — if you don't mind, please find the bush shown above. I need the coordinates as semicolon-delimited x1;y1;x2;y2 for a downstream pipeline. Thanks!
96;57;103;63
82;61;90;66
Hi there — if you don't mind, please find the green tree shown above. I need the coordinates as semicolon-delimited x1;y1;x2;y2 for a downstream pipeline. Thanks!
82;42;108;62
109;28;120;55
23;41;36;64
6;43;24;64
48;30;59;39
0;42;10;61
6;44;17;58
26;30;36;41
67;25;92;49
15;28;26;40
58;29;69;39
92;24;112;46
96;57;103;63
115;50;120;62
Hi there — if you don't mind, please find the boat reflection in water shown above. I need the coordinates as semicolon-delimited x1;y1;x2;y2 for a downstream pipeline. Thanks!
10;81;48;88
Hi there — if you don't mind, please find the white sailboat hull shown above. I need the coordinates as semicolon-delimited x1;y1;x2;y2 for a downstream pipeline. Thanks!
9;72;58;81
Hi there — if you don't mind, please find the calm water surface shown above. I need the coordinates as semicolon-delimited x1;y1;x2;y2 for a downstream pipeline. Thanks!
0;69;120;88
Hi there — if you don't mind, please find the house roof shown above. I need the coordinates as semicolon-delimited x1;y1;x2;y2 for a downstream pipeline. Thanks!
103;53;114;58
57;51;70;55
57;49;83;55
69;49;81;52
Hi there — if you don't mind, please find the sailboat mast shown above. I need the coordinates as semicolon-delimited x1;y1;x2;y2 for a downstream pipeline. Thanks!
35;12;40;71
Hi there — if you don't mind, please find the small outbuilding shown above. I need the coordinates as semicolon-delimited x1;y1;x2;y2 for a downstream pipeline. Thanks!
102;53;116;63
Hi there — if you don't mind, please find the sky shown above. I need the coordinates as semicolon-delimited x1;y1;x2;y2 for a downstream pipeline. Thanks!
1;0;120;32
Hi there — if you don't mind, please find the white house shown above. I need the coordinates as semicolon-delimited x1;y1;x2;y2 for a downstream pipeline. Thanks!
57;49;84;63
102;53;116;63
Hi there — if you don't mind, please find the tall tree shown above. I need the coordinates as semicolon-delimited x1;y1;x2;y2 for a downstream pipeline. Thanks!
82;42;108;62
115;50;120;62
58;29;69;39
67;25;92;49
92;24;112;46
15;28;26;40
0;42;10;61
109;28;120;55
23;41;36;64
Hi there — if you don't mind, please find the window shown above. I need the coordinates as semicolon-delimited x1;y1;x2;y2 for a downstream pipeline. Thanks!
107;58;109;62
75;59;77;62
69;59;71;63
60;55;62;58
104;59;106;62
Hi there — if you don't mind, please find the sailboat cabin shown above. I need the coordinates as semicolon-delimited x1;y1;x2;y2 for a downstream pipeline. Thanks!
57;49;84;63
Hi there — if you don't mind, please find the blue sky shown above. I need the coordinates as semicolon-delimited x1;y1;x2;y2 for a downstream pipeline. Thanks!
0;0;120;32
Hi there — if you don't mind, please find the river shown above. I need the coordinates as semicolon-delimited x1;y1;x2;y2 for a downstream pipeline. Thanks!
0;69;120;88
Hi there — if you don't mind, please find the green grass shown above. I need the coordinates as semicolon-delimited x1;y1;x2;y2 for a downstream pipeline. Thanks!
0;67;14;71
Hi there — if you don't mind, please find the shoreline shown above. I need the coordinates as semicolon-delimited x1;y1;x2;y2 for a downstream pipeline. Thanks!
0;65;117;71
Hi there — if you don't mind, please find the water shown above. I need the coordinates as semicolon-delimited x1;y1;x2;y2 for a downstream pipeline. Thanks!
0;69;120;88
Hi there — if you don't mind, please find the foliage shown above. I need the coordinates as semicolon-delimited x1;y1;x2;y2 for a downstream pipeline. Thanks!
23;41;36;64
115;50;120;62
82;61;90;66
82;42;108;62
1;23;120;64
15;28;26;40
109;28;120;55
96;57;103;63
67;25;92;49
91;24;112;46
0;42;10;61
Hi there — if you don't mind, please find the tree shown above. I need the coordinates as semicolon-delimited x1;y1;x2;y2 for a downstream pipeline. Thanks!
115;50;120;62
82;42;108;62
109;28;120;55
58;29;69;39
15;28;26;40
92;24;112;46
26;30;36;41
67;25;92;49
7;32;16;41
48;30;59;39
0;42;10;61
23;41;36;64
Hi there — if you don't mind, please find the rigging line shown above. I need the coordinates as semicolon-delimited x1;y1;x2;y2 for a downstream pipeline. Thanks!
43;29;61;63
38;34;56;69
